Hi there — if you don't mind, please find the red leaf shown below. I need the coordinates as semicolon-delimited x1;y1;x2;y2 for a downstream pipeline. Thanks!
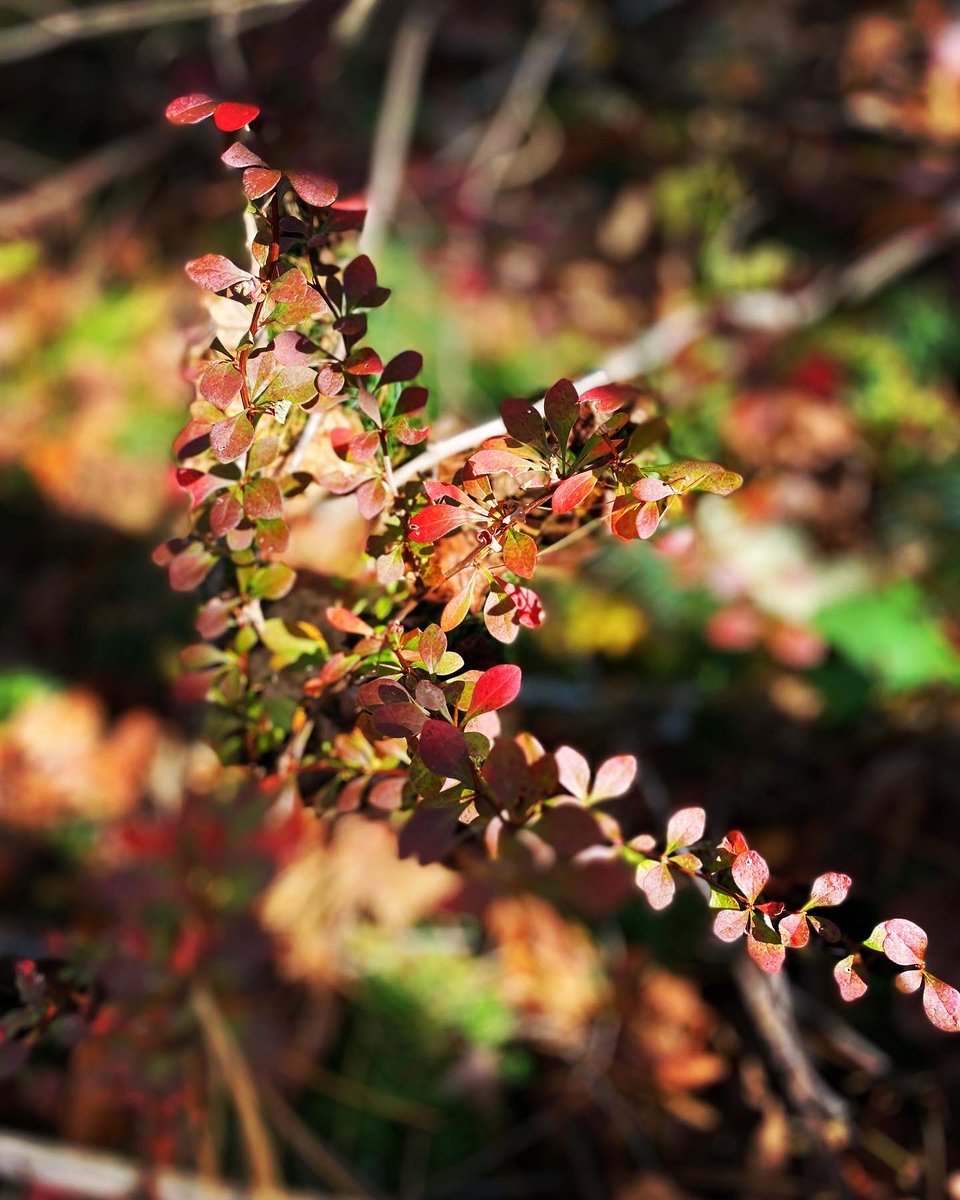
779;912;810;948
865;918;928;967
409;504;472;542
806;872;852;909
211;491;243;536
221;142;264;167
579;382;640;416
325;607;373;636
713;909;749;942
635;500;663;540
423;480;471;505
592;755;637;802
664;806;705;853
169;544;216;592
213;101;260;131
344;347;383;376
185;254;252;293
344;255;377;304
633;477;675;502
175;468;227;507
243;477;283;520
500;397;547;448
639;861;675;910
543;378;580;454
747;923;786;973
165;93;217;124
379;350;422;386
922;977;960;1033
356;477;390;520
418;625;447;673
418;719;473;783
895;969;923;994
288;170;338;208
440;573;477;632
210;412;255;462
468;448;534;476
552;471;597;514
349;431;380;462
732;850;769;905
834;954;868;1001
720;830;750;856
243;167;282;199
468;664;522;720
502;528;537;578
555;746;591;800
396;386;428;415
199;360;242;410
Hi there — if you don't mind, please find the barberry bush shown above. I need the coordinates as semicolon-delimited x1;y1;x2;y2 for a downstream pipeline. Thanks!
154;93;959;1036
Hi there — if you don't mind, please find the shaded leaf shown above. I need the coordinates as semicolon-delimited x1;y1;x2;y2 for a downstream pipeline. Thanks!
165;93;217;124
185;254;252;293
418;720;473;783
288;170;338;208
543;378;580;457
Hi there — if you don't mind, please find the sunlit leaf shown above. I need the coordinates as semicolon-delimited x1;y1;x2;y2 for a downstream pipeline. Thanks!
731;850;769;905
922;976;960;1032
664;806;705;854
165;93;217;124
834;954;868;1002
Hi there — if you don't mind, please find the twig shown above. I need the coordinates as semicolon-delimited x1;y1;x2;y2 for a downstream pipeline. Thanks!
733;954;851;1146
0;0;308;64
459;0;580;213
260;1083;384;1200
330;0;382;46
191;985;282;1197
390;190;960;489
0;1127;324;1200
358;0;443;260
0;131;170;237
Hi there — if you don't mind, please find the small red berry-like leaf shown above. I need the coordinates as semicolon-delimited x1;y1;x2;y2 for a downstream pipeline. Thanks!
348;431;380;462
834;954;868;1002
638;861;675;910
221;142;265;167
210;412;255;462
422;480;470;505
714;908;749;942
409;504;473;542
379;350;422;386
864;918;928;967
325;607;374;636
185;254;252;293
344;347;384;376
502;528;537;579
287;170;338;208
440;573;477;632
922;976;960;1032
468;664;522;720
633;477;674;502
418;625;447;674
552;471;597;514
664;806;706;854
779;912;810;948
213;101;260;131
591;755;637;802
555;746;591;800
543;378;580;456
243;168;282;200
243;477;283;520
895;969;923;995
806;872;852;909
418;719;473;783
731;850;769;905
165;93;217;124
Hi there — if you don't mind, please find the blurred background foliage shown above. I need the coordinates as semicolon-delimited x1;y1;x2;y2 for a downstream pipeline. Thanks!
2;1;960;1197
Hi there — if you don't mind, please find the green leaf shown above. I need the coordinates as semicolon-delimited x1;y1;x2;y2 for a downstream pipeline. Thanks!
248;563;296;601
708;887;741;910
